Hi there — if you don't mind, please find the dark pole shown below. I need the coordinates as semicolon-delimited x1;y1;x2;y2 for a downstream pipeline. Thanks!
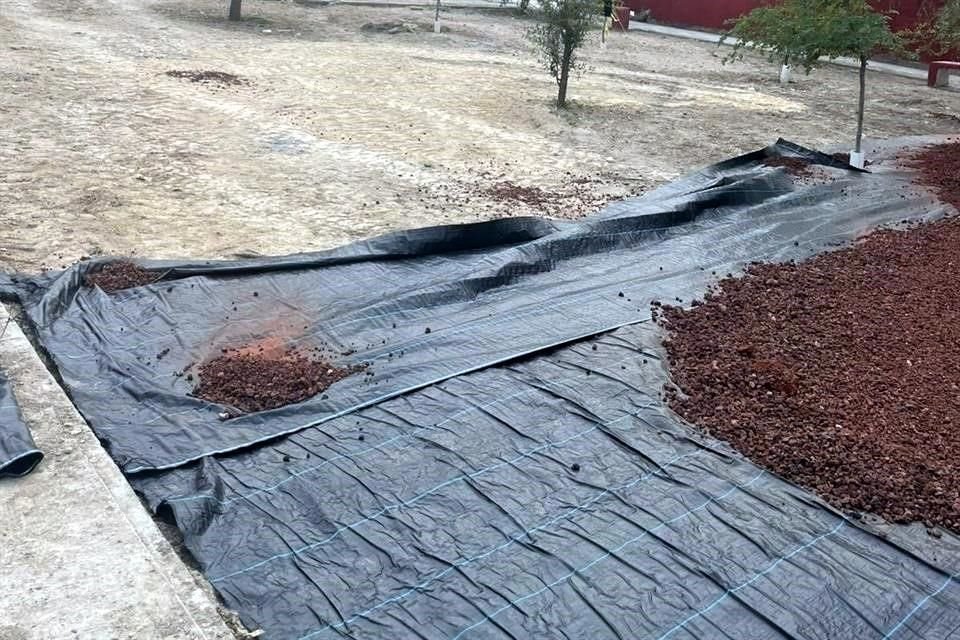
855;56;867;153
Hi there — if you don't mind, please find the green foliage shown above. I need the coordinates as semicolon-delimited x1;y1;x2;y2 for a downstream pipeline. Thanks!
526;0;603;107
906;0;960;56
939;0;960;47
723;0;904;73
722;0;814;70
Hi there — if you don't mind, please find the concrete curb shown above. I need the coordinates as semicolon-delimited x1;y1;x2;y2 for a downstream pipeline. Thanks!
0;304;234;640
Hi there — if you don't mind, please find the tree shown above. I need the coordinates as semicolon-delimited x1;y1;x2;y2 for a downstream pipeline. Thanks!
936;0;960;50
229;0;242;21
722;0;820;77
526;0;603;108
907;0;960;57
723;0;904;165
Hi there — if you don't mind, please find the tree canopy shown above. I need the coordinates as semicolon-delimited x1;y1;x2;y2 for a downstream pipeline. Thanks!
908;0;960;56
723;0;903;72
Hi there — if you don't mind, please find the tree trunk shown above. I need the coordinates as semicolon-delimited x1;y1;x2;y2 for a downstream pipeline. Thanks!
229;0;242;20
518;0;530;13
855;56;867;153
557;45;572;108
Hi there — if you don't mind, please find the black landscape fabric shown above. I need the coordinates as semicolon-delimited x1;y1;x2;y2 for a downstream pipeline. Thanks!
0;366;42;477
2;139;959;639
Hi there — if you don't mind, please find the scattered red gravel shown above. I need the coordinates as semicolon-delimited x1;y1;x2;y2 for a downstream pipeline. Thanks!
192;346;363;413
485;181;560;207
656;143;960;532
84;261;160;292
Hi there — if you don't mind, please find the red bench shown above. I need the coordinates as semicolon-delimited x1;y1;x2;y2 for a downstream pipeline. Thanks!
928;61;960;88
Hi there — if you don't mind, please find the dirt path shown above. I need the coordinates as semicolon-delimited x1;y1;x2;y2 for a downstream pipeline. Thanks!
2;0;959;272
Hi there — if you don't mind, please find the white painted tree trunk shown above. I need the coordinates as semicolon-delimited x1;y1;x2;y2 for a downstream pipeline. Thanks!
779;64;792;85
849;151;865;169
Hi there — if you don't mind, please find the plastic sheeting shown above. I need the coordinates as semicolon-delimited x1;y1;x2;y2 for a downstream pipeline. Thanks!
0;142;936;475
3;139;960;639
0;366;42;477
135;322;960;640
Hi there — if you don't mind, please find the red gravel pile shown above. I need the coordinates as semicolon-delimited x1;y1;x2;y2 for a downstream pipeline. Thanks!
657;213;960;533
192;347;362;413
84;262;160;292
905;141;960;211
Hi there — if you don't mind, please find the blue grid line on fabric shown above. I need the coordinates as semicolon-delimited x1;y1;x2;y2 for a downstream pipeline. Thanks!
210;408;645;583
881;571;960;640
168;350;641;506
168;385;534;506
125;311;659;475
294;449;705;640
445;471;767;640
653;519;847;640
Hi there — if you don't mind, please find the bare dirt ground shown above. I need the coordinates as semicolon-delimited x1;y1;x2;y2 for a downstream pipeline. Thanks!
2;0;959;272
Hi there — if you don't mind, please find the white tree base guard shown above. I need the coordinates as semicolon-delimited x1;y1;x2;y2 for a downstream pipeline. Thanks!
849;150;865;169
434;20;441;33
779;64;792;85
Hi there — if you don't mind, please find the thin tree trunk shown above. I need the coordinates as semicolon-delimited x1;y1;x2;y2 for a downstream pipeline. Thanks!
855;56;867;153
557;44;572;108
229;0;242;20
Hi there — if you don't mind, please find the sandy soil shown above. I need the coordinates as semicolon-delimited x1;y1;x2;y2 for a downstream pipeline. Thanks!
2;0;959;272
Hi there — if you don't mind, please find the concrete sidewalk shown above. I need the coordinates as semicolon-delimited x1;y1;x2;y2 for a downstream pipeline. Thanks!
0;305;234;640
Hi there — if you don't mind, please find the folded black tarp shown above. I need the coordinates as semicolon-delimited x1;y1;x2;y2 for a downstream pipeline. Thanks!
0;366;42;477
3;139;958;639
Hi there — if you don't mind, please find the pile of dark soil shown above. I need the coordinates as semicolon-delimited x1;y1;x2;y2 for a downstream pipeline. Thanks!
929;111;960;124
763;155;814;177
360;20;419;33
84;261;160;292
165;70;245;86
830;152;873;167
656;145;960;532
192;347;362;413
485;181;560;207
831;152;851;165
905;140;960;211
